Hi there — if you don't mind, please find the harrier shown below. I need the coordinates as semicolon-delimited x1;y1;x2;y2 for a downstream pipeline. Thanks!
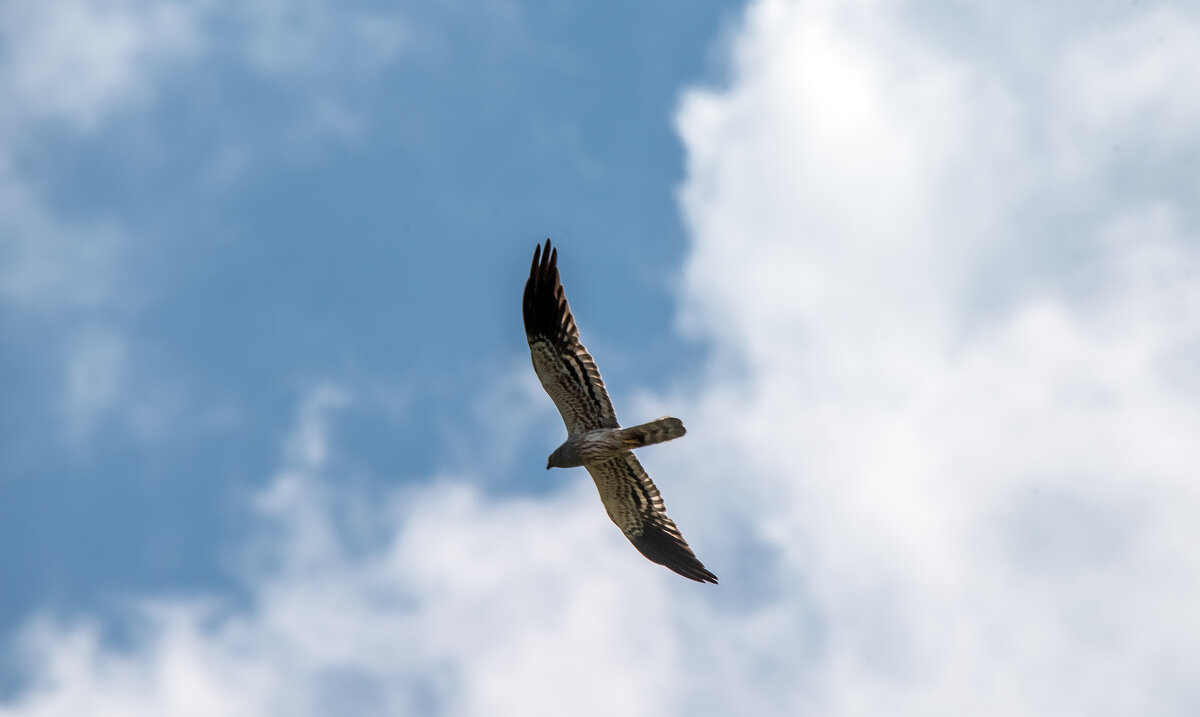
523;239;717;583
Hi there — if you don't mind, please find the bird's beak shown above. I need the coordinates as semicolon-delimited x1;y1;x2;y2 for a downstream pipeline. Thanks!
546;459;552;470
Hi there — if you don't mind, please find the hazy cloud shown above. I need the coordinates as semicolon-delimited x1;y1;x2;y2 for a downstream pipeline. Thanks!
0;0;413;445
0;0;204;131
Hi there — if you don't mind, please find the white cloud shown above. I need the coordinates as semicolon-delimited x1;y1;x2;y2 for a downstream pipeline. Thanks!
0;0;408;135
4;0;1200;715
671;0;1200;713
0;0;204;131
3;385;691;717
0;0;413;446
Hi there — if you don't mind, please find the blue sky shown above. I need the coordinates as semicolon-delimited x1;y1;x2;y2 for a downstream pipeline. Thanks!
3;0;1200;715
0;0;734;636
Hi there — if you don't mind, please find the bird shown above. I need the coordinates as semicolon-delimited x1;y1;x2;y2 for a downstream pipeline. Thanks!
523;239;717;583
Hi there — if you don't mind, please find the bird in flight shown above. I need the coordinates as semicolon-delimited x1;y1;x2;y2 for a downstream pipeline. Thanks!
523;239;717;583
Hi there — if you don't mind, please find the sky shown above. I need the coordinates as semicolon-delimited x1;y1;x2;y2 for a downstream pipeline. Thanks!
1;0;1198;714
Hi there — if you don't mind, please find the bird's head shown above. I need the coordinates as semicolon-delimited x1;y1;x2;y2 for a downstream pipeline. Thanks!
546;443;576;470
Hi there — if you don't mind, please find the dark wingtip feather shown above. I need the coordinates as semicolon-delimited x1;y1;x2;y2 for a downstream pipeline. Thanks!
523;238;569;344
530;241;542;278
629;525;719;584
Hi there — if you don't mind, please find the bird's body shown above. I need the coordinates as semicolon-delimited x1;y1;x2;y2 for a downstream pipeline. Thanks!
522;239;717;584
547;417;687;469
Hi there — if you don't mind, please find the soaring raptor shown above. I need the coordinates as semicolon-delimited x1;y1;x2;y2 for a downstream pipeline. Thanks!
523;239;717;583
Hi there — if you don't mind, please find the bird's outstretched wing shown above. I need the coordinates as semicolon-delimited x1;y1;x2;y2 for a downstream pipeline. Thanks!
523;239;619;433
586;453;718;584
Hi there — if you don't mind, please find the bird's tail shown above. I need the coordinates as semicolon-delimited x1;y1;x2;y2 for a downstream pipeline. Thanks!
617;417;686;449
